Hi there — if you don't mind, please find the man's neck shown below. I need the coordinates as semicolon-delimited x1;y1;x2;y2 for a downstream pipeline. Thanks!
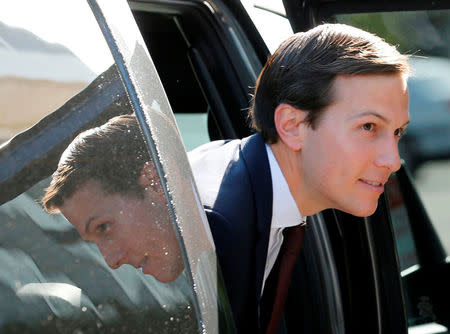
269;140;325;216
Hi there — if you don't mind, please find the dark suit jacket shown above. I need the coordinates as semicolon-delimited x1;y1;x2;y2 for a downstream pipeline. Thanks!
189;133;274;333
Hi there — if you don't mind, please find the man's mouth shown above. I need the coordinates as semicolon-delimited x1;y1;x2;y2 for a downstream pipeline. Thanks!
358;178;386;194
360;179;382;187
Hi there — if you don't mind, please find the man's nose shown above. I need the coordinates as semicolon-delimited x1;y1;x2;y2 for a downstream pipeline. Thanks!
374;138;402;172
97;243;124;269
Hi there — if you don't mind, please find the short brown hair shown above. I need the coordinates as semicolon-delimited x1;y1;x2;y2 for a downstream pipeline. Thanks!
249;23;410;143
42;114;151;213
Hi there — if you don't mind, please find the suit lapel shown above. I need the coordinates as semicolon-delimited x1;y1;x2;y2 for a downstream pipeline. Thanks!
240;133;273;305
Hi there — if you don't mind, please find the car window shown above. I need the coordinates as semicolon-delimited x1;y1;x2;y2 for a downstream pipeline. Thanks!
384;172;449;333
384;175;420;271
240;0;293;53
130;0;260;145
0;1;112;144
0;1;226;332
174;113;209;151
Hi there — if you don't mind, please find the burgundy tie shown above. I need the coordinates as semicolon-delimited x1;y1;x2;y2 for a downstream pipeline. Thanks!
265;222;306;334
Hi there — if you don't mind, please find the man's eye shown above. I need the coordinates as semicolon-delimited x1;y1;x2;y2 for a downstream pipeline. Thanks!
361;123;375;132
96;222;110;233
394;128;406;138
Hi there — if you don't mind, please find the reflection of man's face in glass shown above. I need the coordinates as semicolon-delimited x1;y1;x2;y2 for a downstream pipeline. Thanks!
59;172;184;283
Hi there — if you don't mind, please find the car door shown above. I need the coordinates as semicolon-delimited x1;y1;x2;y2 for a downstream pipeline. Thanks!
128;1;450;333
0;0;234;333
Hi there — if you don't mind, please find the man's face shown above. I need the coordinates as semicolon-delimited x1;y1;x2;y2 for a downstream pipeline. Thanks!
59;179;184;283
300;73;410;216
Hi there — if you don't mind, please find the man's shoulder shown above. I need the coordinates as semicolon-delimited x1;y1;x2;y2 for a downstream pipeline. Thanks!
188;133;265;166
188;138;240;165
188;133;267;207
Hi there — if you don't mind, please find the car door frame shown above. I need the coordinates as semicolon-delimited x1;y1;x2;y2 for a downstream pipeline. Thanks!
89;0;233;332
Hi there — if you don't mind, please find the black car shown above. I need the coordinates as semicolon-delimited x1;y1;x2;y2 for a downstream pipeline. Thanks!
0;0;449;333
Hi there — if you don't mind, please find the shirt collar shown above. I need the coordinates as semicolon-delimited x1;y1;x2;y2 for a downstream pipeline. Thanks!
266;144;306;228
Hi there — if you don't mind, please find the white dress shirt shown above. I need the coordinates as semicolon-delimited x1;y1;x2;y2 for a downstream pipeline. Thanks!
261;144;307;296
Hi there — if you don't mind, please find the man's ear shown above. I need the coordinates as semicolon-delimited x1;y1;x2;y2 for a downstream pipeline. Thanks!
274;103;308;151
138;162;160;192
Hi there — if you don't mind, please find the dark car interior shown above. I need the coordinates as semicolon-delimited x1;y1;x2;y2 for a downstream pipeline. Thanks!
130;1;263;141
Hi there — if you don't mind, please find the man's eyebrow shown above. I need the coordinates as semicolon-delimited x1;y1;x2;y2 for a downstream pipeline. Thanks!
85;216;98;234
350;111;389;122
400;120;410;128
350;111;410;127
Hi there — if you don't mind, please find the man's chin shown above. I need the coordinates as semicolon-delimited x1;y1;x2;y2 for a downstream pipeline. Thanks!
341;200;379;218
351;206;378;218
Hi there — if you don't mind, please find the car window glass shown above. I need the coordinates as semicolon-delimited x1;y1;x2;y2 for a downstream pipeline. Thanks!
0;1;112;144
130;8;213;151
335;9;450;258
0;0;208;152
384;175;420;272
240;0;293;53
385;173;448;332
0;2;202;332
174;113;209;151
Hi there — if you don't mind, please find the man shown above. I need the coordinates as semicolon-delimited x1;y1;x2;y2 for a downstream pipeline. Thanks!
42;115;185;283
189;23;410;333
